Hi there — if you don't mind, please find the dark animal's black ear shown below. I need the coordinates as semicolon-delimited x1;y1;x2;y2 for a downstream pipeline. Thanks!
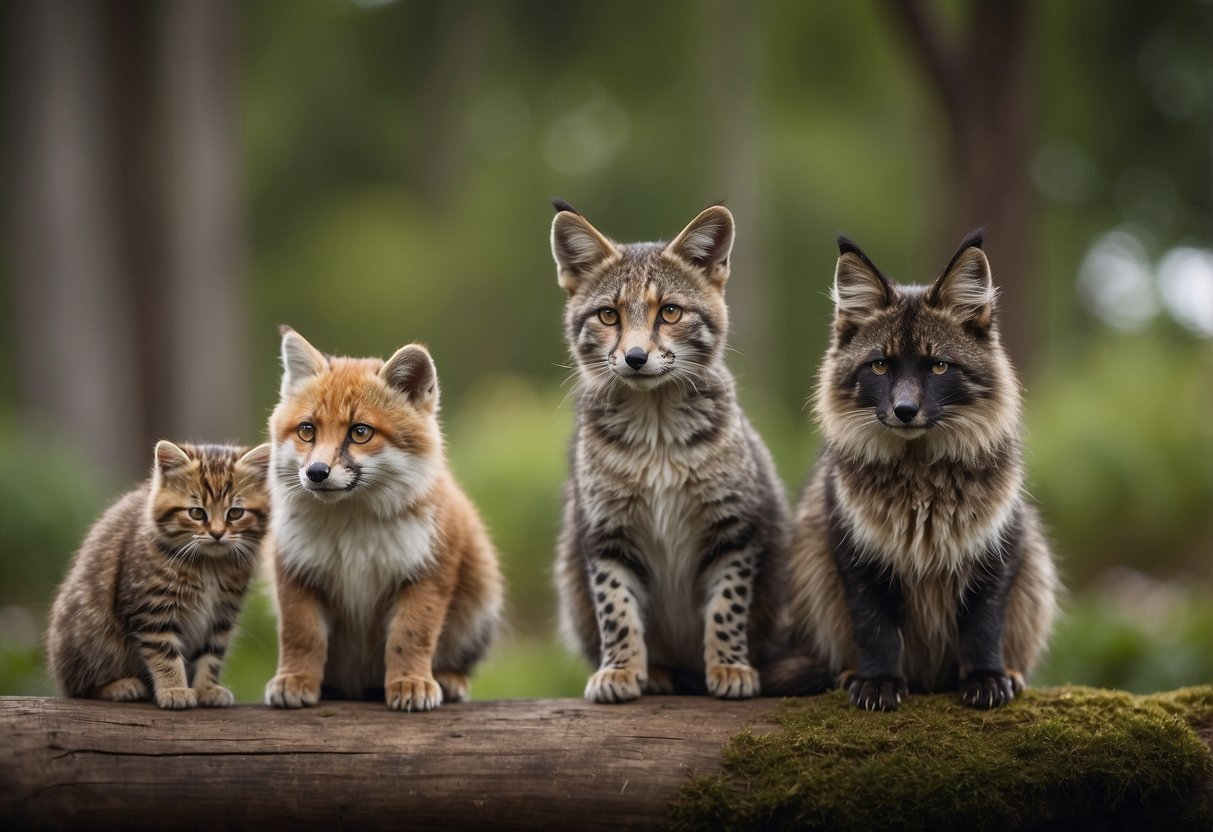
665;205;734;288
381;344;440;412
551;208;618;295
927;231;995;332
832;236;894;331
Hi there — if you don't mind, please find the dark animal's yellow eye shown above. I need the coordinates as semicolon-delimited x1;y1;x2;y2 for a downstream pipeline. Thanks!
659;305;683;324
931;362;948;375
188;507;207;521
872;359;889;376
297;422;315;442
349;424;374;444
598;308;619;326
226;508;245;522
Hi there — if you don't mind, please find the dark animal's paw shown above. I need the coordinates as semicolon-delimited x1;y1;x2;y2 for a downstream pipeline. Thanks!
840;671;908;711
960;669;1019;709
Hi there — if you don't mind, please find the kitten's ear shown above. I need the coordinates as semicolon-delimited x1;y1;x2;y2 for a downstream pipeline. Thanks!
237;443;272;478
927;231;995;332
832;236;894;331
381;344;439;412
279;326;327;397
666;205;734;288
551;208;618;295
153;440;192;474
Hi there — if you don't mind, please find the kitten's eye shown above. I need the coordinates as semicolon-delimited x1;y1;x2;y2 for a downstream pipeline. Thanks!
597;308;619;326
931;362;949;375
872;359;889;376
659;304;683;324
297;422;315;443
226;508;245;522
349;424;374;444
187;508;207;522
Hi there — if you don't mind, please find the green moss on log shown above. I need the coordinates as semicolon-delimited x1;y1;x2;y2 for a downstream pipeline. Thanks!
671;686;1213;831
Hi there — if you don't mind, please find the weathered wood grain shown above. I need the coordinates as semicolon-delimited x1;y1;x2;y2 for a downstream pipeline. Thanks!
0;696;776;830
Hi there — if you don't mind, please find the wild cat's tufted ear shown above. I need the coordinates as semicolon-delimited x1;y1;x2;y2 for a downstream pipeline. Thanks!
927;231;996;333
832;236;894;333
381;343;439;412
551;202;618;295
153;440;192;474
237;443;272;478
278;326;328;397
666;205;734;288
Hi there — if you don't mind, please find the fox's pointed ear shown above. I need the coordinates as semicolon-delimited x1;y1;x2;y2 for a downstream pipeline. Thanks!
666;205;734;288
236;443;272;478
832;236;893;333
927;232;995;332
382;344;439;412
153;440;192;474
551;208;618;295
279;326;327;397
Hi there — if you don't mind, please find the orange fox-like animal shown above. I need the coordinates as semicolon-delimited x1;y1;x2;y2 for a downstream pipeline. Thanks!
264;327;503;711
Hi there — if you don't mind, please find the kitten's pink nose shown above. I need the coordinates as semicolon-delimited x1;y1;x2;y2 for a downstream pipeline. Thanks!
209;530;224;541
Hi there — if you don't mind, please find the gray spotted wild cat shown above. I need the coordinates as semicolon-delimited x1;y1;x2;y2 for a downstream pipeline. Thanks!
551;201;790;703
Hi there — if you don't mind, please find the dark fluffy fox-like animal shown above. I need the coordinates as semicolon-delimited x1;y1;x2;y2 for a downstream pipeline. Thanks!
779;233;1058;710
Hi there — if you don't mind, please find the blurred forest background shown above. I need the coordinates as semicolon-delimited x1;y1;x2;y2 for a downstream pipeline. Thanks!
1;0;1210;701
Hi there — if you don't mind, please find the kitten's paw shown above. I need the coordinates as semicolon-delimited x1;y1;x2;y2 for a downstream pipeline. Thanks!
94;677;148;702
195;684;235;708
960;669;1018;709
706;663;760;699
841;671;908;711
386;674;443;711
643;666;675;695
434;670;469;703
584;668;643;704
265;673;321;709
154;686;198;710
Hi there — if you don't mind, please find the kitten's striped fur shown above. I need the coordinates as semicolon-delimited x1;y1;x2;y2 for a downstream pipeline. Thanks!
551;202;790;703
47;441;270;709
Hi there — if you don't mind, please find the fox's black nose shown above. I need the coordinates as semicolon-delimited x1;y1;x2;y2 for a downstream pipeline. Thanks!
624;348;648;369
306;462;330;482
893;402;920;424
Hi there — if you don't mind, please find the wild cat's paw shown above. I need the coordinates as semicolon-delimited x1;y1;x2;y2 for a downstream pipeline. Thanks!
706;663;760;699
386;674;443;712
642;666;676;695
434;670;469;704
960;669;1019;709
94;677;149;702
584;668;643;704
265;673;321;709
154;686;198;710
195;684;235;708
841;671;908;712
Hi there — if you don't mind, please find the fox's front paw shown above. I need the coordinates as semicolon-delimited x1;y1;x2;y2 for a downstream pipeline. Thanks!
386;674;442;711
841;671;907;711
265;673;321;709
585;667;643;703
154;686;198;710
706;662;760;699
960;669;1021;709
195;684;235;708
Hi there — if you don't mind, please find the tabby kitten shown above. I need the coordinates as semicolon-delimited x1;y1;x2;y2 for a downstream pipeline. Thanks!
47;441;271;709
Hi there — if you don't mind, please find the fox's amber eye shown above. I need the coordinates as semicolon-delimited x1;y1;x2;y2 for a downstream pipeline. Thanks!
931;362;949;375
659;304;683;324
349;424;374;444
187;507;207;522
226;508;245;522
598;308;619;326
872;359;889;376
297;422;315;443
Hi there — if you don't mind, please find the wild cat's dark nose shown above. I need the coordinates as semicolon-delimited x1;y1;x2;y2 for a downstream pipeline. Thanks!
893;402;920;423
306;462;330;482
624;348;648;369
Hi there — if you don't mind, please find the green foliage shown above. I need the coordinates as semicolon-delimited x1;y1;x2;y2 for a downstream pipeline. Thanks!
672;687;1213;831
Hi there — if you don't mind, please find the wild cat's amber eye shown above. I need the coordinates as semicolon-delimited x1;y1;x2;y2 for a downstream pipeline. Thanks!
297;422;316;442
598;308;619;325
872;359;889;376
226;508;245;522
931;362;949;375
349;424;374;444
187;507;207;521
659;304;683;324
